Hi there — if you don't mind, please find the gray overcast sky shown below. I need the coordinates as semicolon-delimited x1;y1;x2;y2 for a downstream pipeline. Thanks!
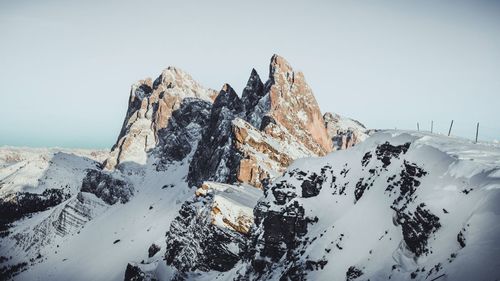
1;0;499;148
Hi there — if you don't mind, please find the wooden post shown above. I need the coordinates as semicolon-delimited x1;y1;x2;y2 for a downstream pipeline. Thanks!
475;122;479;143
431;120;433;133
448;120;454;136
417;122;420;131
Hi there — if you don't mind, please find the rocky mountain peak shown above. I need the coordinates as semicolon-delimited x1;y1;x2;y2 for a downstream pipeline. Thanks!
187;56;336;189
269;54;293;80
103;68;217;170
106;55;347;187
213;83;243;113
264;54;333;156
153;66;218;100
241;68;265;116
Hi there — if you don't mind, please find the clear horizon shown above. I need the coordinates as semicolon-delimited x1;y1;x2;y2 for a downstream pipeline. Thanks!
1;0;499;149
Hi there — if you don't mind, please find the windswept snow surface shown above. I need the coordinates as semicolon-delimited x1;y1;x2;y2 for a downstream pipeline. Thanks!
233;130;500;281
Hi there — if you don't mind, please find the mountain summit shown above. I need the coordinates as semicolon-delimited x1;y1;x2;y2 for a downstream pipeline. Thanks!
105;54;350;189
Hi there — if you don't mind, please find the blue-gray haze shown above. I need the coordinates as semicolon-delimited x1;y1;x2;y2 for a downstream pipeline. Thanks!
1;0;499;148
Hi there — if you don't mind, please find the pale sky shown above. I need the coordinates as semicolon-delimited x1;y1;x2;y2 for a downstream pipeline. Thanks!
1;0;499;148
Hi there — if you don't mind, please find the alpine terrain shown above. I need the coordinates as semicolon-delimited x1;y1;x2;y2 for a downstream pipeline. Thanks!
0;55;499;281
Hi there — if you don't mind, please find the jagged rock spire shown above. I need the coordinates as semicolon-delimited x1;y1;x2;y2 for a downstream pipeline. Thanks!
261;54;332;155
241;68;265;114
106;54;332;186
187;84;244;187
213;83;244;114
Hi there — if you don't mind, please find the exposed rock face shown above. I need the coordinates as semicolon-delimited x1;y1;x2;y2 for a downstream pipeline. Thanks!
187;84;245;186
240;168;327;280
104;67;217;170
188;55;334;189
155;98;212;170
232;118;313;188
263;55;332;155
124;263;147;281
324;112;369;150
241;68;265;125
164;182;260;274
148;243;161;258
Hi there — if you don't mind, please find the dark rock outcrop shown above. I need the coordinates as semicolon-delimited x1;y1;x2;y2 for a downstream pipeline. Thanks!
124;263;146;281
346;266;364;281
164;193;246;273
156;98;212;170
188;55;338;189
187;84;244;187
241;68;266;127
240;173;319;280
81;169;133;205
375;142;410;169
395;204;441;257
148;243;161;258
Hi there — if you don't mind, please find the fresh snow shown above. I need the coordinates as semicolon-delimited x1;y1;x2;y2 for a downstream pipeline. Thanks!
236;130;500;281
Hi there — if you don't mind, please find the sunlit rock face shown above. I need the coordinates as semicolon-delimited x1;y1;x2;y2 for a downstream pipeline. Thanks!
263;55;333;156
105;54;347;190
188;55;337;189
164;182;260;275
104;67;217;170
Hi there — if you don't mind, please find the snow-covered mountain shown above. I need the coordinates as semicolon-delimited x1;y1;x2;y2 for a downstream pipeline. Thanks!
1;55;499;281
234;131;500;281
0;147;107;235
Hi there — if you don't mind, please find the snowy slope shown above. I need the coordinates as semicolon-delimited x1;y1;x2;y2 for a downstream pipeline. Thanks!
1;153;194;280
234;130;500;281
0;147;107;197
2;132;499;281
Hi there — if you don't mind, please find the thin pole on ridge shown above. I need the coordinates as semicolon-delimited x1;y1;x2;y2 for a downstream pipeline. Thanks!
448;120;454;136
475;122;479;143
